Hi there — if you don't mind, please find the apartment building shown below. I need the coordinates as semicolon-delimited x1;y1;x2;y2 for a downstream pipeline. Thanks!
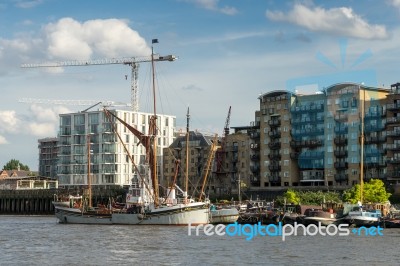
57;109;175;187
38;137;58;178
249;82;391;190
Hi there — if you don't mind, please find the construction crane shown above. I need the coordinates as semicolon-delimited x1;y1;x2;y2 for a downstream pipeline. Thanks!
18;98;130;107
21;53;177;112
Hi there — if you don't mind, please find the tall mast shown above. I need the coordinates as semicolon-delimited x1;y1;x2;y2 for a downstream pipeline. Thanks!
185;107;190;203
151;39;159;207
360;84;365;204
87;133;92;208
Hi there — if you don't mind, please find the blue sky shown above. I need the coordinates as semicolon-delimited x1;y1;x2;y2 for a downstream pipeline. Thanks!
1;0;400;170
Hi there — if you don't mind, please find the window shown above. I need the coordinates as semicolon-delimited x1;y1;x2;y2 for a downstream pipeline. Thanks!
284;172;289;177
284;160;289;166
327;158;333;165
351;144;357;151
327;146;333;152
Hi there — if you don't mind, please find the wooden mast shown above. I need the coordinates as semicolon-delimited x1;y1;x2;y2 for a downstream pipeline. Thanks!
360;84;365;205
151;39;159;207
87;133;92;208
185;107;190;203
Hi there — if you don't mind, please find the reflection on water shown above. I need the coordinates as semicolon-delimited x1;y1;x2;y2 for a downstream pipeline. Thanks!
0;216;400;265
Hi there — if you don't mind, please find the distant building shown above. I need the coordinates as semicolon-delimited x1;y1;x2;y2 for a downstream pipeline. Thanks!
162;131;220;198
38;137;58;178
57;109;175;187
0;170;40;189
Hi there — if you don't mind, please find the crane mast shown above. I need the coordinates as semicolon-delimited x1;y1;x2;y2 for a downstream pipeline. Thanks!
21;54;177;112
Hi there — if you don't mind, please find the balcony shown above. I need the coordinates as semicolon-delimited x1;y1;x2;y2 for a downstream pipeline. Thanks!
365;111;386;118
250;165;260;173
365;160;387;167
268;141;281;150
290;104;324;113
334;113;348;122
268;164;281;171
386;117;400;125
334;161;348;169
269;175;281;183
268;119;281;127
298;151;324;159
334;173;349;182
268;130;281;139
334;150;348;157
387;158;400;164
249;132;260;139
291;128;324;137
385;143;400;151
291;117;324;125
365;136;386;144
334;126;348;134
334;136;348;145
386;103;400;111
250;154;260;161
290;139;323;148
364;124;385;133
385;170;400;179
387;130;400;137
268;153;281;160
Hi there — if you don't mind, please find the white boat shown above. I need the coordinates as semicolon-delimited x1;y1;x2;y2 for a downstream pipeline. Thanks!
344;206;382;227
210;205;239;224
54;39;210;225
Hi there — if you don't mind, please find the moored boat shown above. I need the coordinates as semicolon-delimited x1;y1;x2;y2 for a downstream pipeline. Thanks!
344;206;382;227
210;205;239;224
302;208;340;226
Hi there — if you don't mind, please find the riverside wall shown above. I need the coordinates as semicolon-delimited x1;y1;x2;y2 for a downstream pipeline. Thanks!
0;187;126;215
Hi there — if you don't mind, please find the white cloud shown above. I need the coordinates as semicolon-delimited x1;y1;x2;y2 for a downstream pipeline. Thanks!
266;4;388;40
28;104;70;123
0;135;8;144
389;0;400;8
0;105;70;138
44;18;150;60
28;122;56;137
0;17;150;75
183;0;238;15
0;110;21;133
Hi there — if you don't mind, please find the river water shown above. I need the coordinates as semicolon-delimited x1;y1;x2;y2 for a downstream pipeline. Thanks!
0;216;399;265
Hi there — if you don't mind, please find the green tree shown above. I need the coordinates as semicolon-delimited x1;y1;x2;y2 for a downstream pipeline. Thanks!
364;179;391;203
283;189;300;204
2;159;30;171
342;179;391;204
